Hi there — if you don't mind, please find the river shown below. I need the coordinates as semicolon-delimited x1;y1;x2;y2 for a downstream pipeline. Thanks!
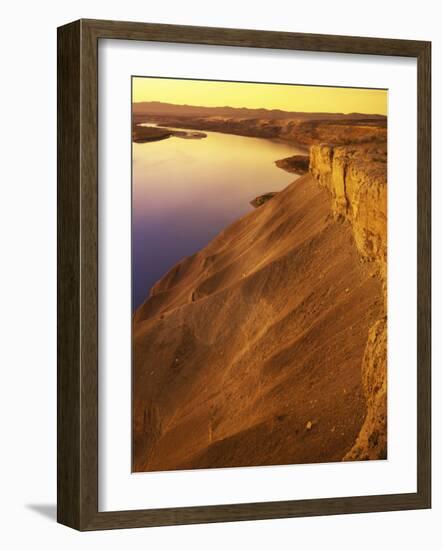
132;127;305;310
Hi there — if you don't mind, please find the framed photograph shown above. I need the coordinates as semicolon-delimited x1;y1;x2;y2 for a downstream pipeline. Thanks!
57;19;431;530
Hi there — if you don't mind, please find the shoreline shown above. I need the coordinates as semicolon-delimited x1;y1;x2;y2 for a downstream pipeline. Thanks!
132;133;388;469
131;103;388;472
133;171;384;471
132;132;304;311
133;119;309;153
133;112;386;151
132;123;207;143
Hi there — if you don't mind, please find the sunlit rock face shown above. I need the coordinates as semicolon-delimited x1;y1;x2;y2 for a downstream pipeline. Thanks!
310;142;387;460
132;170;386;471
131;112;388;471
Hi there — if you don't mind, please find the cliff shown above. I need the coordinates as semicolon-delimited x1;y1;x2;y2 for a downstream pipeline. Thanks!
134;113;386;149
310;144;387;276
133;171;384;471
310;142;387;460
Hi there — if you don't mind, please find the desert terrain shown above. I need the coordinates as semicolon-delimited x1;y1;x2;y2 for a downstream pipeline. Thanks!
132;102;387;471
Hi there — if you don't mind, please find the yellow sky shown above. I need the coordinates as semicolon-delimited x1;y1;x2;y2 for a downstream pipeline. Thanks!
132;77;387;116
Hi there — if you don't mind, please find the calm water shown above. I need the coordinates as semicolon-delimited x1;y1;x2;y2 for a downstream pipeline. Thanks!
132;128;304;310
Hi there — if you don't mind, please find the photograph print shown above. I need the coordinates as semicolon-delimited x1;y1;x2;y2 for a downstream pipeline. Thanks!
131;77;387;473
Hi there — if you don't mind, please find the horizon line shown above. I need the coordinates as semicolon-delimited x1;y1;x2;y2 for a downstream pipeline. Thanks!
132;99;387;118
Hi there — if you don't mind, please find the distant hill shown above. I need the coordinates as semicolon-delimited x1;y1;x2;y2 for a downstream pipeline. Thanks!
133;101;386;121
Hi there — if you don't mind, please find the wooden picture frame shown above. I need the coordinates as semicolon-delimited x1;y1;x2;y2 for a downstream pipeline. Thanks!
57;18;431;531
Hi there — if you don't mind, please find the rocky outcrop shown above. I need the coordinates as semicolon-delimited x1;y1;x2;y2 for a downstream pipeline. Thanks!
132;173;384;472
310;142;387;460
136;114;387;149
275;154;310;175
344;317;387;460
131;119;388;470
250;192;278;208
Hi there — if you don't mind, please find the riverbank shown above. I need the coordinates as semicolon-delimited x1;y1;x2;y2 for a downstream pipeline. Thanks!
309;141;387;460
132;114;388;469
132;124;207;143
133;108;387;149
132;123;298;309
275;154;310;175
133;162;386;472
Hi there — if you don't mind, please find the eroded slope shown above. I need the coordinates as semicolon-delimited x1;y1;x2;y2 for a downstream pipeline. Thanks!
133;172;384;471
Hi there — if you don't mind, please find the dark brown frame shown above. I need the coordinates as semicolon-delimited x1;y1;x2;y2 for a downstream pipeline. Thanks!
57;18;431;531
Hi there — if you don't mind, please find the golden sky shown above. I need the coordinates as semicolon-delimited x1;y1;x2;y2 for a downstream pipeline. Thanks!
132;77;387;116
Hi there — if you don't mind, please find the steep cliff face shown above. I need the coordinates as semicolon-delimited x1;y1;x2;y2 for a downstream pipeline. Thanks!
136;114;387;149
310;143;387;460
132;132;388;471
133;174;384;472
278;120;387;147
344;317;387;460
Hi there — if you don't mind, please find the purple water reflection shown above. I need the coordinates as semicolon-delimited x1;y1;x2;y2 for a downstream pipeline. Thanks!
132;129;303;310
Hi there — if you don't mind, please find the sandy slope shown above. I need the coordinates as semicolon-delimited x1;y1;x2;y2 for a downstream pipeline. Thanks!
132;174;384;472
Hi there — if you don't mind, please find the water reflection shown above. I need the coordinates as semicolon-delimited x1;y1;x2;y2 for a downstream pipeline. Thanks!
132;129;304;310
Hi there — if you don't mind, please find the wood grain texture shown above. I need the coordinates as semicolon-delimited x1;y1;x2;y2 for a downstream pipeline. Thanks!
57;20;81;529
83;18;428;57
57;19;431;531
416;41;431;506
